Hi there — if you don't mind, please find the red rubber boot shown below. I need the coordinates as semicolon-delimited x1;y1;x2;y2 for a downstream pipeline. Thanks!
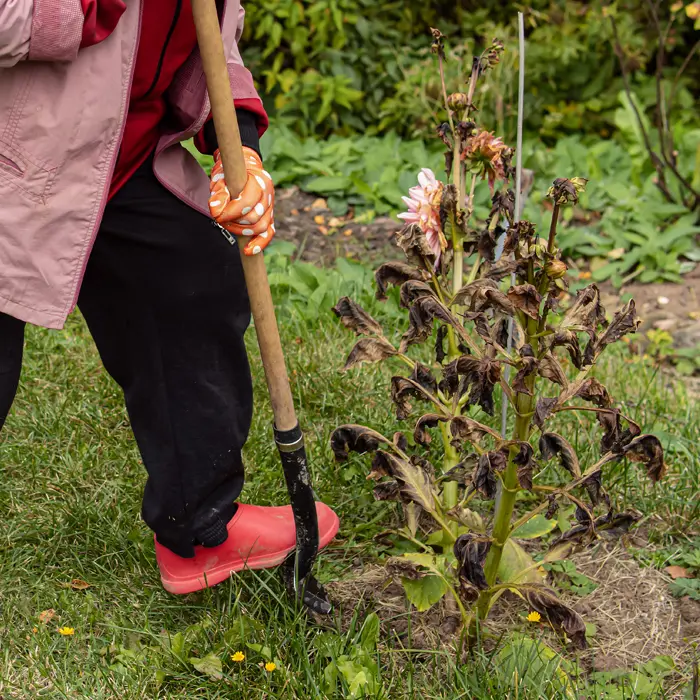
155;502;339;594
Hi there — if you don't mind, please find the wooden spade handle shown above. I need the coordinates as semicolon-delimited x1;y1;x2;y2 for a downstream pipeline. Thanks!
192;0;297;431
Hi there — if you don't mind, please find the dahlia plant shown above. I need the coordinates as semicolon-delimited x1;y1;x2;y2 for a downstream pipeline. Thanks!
331;32;666;647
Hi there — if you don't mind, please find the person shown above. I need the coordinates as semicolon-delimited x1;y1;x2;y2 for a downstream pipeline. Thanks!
0;0;339;595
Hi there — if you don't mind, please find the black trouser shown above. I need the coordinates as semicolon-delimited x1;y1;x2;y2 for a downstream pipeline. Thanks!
0;155;253;557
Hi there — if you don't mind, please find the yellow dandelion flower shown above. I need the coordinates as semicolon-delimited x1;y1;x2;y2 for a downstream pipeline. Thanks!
58;626;75;636
231;651;245;663
264;662;276;672
527;611;541;623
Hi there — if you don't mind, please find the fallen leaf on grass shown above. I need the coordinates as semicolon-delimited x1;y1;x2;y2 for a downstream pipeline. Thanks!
342;228;353;237
328;217;344;227
665;565;691;579
311;198;327;210
319;226;329;235
62;579;91;590
314;214;326;225
39;609;56;624
290;208;299;216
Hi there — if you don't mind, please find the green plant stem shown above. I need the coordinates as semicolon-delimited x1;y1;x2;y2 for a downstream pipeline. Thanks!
439;421;461;536
546;202;560;257
477;259;539;616
466;253;481;285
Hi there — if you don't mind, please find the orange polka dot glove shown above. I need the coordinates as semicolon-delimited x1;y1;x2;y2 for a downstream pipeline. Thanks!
208;146;275;256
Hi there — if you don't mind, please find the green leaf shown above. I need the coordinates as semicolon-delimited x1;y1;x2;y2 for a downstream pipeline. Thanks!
304;175;352;194
358;613;380;653
496;634;575;698
512;514;558;539
401;575;448;612
189;654;223;681
669;578;700;601
498;539;546;584
169;632;187;659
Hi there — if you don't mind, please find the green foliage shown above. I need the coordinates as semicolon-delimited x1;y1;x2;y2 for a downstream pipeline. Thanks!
241;0;699;141
587;655;677;699
495;634;576;698
263;126;444;216
544;560;599;597
669;577;700;601
319;613;383;697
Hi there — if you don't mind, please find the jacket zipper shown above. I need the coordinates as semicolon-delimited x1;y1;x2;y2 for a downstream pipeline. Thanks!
142;0;183;99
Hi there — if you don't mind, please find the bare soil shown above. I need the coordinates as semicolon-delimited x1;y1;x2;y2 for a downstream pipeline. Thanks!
326;542;700;689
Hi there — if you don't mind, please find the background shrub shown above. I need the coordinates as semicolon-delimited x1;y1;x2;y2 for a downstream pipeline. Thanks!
241;0;700;142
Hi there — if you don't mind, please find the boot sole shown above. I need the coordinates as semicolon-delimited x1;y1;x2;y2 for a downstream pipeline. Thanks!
160;511;339;595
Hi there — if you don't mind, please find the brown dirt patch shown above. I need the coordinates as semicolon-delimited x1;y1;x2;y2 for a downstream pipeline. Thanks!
326;542;700;674
274;187;399;266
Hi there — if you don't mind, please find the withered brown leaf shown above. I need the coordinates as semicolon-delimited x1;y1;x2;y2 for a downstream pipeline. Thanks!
375;262;431;301
511;441;535;490
521;585;588;649
478;227;498;263
414;413;448;445
399;279;435;308
485;258;529;282
538;352;569;388
597;409;641;453
512;344;538;396
453;533;492;591
593;300;640;356
549;329;583;369
373;481;401;502
400;296;460;353
621;434;666;482
473;450;506;498
582;472;608;507
332;297;383;336
391;376;434;420
450;415;502;445
534;397;559;429
508;284;542;320
343;337;397;370
411;362;438;394
445;356;502;415
453;279;515;316
560;284;607;333
575;377;612;408
395;223;436;269
545;494;559;520
490;189;515;227
331;424;389;461
435;324;448;364
462;312;494;346
539;432;581;478
393;431;409;452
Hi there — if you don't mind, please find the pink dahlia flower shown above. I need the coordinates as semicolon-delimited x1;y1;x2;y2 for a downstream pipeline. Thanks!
397;168;446;260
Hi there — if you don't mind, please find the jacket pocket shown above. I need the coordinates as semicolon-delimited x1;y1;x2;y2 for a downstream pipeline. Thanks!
0;139;56;203
0;66;58;202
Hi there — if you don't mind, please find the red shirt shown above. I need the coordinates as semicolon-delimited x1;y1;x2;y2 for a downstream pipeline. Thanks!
80;0;268;200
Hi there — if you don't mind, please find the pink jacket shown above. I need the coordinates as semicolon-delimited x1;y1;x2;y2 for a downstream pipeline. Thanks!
0;0;261;329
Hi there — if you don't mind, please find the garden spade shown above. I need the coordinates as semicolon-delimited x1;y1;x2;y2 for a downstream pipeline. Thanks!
191;0;331;615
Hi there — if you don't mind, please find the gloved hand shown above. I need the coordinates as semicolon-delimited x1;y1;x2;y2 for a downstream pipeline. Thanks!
208;146;275;255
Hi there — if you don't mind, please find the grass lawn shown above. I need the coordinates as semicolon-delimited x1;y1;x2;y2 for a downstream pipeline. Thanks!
1;252;698;698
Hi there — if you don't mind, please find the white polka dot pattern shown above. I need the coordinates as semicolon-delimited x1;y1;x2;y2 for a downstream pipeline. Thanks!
208;147;276;256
